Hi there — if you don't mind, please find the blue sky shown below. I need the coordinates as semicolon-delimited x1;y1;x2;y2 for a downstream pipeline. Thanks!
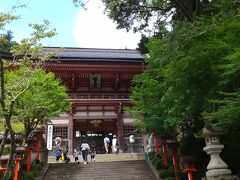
0;0;141;49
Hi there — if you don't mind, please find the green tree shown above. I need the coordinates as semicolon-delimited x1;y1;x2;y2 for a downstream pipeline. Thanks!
101;0;237;32
0;31;17;53
103;0;240;176
7;67;70;139
0;9;56;178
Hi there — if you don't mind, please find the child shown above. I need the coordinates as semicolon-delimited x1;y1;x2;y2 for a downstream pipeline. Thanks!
73;149;80;164
90;145;96;162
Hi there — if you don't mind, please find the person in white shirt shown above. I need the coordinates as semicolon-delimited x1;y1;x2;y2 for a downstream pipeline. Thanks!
112;135;118;154
81;140;90;164
103;136;110;154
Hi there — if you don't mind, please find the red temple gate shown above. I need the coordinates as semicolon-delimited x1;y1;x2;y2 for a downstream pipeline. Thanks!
43;47;145;154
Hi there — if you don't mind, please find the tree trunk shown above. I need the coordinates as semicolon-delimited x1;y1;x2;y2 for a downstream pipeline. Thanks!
0;129;9;157
2;128;16;180
2;99;16;180
2;113;16;180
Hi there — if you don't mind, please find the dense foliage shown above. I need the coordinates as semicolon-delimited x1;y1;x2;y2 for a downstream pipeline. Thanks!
104;0;240;177
0;5;68;180
5;66;70;138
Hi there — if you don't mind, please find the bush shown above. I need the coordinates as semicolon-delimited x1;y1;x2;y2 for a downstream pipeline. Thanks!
152;158;164;169
19;160;44;180
30;161;44;176
163;177;175;180
26;172;34;180
152;156;158;165
0;171;3;179
2;146;11;155
148;151;156;160
176;170;188;180
159;167;175;178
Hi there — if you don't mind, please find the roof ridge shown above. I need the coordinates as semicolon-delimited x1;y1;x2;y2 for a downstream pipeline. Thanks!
43;46;138;51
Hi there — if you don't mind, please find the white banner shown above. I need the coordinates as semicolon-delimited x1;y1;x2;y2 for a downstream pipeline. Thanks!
47;124;53;150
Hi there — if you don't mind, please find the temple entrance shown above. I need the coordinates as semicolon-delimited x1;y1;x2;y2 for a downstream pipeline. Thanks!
74;131;114;154
73;119;118;153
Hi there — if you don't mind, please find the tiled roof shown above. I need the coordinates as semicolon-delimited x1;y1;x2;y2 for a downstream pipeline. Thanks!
0;52;12;59
43;47;144;62
0;132;23;143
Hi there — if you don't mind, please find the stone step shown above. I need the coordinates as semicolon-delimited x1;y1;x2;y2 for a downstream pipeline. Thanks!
48;153;145;163
43;160;157;180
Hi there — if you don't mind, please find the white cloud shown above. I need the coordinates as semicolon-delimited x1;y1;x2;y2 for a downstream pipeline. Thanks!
72;0;141;49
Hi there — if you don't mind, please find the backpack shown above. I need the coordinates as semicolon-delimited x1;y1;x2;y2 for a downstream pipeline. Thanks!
55;150;61;157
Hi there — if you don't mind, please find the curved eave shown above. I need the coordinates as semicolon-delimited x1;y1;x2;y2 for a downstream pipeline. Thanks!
49;57;144;63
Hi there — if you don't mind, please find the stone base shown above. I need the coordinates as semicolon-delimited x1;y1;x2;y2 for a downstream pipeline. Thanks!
202;175;239;180
207;169;232;177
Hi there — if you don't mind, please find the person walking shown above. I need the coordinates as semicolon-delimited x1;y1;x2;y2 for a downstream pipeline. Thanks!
81;140;90;164
112;135;118;155
73;149;80;164
104;135;110;154
63;145;70;163
90;145;96;162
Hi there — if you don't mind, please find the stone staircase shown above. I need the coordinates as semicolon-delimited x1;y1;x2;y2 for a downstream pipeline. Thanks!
43;153;157;180
48;153;145;163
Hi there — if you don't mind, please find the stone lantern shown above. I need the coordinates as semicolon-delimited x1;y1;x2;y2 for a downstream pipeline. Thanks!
195;124;239;180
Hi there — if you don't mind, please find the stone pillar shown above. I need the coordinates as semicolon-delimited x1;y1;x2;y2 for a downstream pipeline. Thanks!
68;113;74;155
116;103;124;153
195;124;239;180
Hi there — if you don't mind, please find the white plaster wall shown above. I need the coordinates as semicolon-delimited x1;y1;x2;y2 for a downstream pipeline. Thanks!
75;112;87;116
88;106;103;110
104;106;115;110
89;112;103;116
104;112;115;115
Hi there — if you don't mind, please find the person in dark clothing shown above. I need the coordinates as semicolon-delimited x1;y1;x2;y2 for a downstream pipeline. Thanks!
63;146;70;163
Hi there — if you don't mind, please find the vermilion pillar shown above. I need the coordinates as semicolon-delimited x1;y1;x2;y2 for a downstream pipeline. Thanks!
153;133;159;156
169;146;179;180
116;102;124;153
160;139;168;167
68;112;74;155
27;146;33;172
36;139;40;161
14;158;23;180
181;156;197;180
26;137;37;172
183;168;196;180
32;128;45;161
15;148;25;180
